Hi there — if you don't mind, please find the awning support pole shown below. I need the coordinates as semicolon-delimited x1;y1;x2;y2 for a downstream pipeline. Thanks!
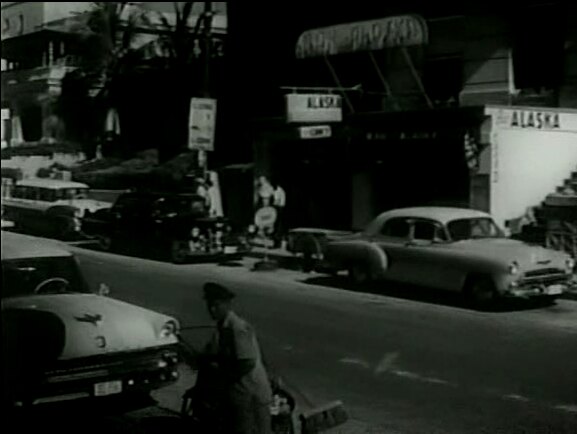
401;47;434;109
368;52;401;111
323;55;355;113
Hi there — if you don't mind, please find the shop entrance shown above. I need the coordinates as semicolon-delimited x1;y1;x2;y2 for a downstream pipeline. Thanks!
270;137;352;230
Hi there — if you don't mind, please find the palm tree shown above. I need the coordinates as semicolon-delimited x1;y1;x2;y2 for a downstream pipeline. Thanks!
64;2;148;158
153;2;215;162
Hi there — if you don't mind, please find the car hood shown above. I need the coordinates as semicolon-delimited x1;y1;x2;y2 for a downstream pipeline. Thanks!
449;238;569;269
73;200;112;214
2;294;178;360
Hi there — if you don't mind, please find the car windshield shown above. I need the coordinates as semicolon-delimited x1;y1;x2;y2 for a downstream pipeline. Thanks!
447;217;504;241
155;195;207;216
1;257;90;297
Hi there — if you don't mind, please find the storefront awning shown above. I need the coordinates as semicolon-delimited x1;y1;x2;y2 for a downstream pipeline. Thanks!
295;15;428;59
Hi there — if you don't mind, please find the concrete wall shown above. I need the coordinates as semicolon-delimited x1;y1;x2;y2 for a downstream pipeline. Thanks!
486;106;577;228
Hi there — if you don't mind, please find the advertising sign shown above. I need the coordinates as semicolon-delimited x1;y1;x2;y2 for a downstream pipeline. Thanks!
286;94;342;123
295;15;428;59
188;98;217;151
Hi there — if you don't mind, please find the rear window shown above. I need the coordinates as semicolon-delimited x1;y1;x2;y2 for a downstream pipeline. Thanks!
1;256;89;298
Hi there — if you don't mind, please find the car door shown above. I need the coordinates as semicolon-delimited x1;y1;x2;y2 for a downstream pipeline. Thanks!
401;219;457;290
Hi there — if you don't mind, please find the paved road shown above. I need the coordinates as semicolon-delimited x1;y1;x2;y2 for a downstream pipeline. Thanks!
62;245;577;433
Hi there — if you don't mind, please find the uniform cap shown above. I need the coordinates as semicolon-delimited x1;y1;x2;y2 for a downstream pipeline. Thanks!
203;282;236;302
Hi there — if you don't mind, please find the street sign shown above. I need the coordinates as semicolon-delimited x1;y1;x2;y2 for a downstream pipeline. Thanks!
254;206;277;232
299;125;332;139
188;98;217;151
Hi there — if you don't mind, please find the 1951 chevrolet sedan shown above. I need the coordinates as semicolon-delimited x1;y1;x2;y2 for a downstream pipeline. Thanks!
288;207;575;306
1;231;180;409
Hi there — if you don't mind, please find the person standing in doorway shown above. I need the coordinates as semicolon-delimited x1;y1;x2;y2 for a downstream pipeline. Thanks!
255;176;275;209
272;180;286;249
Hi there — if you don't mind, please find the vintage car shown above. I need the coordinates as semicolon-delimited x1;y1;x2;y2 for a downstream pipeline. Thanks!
81;190;250;263
2;178;112;240
1;231;180;409
288;207;575;305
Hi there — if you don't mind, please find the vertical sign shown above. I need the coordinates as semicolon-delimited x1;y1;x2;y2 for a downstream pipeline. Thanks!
189;98;217;151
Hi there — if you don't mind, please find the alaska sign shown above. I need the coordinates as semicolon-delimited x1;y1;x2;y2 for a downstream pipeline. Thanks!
286;94;343;123
510;110;561;130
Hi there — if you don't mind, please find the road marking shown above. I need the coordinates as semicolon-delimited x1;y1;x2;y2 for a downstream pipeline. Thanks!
392;370;421;380
391;369;455;386
339;358;371;369
503;394;531;402
554;404;577;414
374;351;400;375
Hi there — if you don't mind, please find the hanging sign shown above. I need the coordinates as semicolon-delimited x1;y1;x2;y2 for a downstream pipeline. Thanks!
286;94;342;123
299;125;332;139
189;98;217;151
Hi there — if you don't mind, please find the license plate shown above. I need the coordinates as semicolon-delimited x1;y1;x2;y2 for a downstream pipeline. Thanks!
224;246;238;254
94;380;122;397
545;284;564;296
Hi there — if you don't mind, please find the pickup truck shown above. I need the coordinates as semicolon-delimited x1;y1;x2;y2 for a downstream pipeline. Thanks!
288;206;574;306
81;190;250;263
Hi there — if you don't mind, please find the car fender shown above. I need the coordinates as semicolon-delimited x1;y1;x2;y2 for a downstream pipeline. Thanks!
326;239;388;273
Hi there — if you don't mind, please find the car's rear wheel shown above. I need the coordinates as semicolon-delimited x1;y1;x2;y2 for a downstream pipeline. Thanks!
348;263;371;285
170;240;188;264
468;277;498;309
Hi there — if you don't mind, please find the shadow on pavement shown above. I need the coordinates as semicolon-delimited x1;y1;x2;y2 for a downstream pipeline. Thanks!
301;275;559;313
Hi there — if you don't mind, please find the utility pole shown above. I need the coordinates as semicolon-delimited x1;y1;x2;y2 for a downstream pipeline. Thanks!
198;2;213;177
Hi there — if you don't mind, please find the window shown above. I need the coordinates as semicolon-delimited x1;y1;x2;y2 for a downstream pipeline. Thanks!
38;188;57;202
413;220;449;242
2;257;88;298
413;221;437;241
381;218;411;238
12;186;26;199
447;217;502;241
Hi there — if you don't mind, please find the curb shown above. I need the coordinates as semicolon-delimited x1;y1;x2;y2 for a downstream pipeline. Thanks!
245;250;577;302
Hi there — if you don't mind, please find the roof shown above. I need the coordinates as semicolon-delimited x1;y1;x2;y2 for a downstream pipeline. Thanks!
376;207;492;225
1;231;72;261
16;178;89;189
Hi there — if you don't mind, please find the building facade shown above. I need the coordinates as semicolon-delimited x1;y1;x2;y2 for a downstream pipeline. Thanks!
229;2;577;231
1;1;227;149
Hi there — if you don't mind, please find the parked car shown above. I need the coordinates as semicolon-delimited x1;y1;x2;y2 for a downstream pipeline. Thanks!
288;207;575;305
81;190;250;263
1;231;180;409
2;178;111;240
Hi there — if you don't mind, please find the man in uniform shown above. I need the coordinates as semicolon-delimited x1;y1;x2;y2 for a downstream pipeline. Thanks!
202;282;273;434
